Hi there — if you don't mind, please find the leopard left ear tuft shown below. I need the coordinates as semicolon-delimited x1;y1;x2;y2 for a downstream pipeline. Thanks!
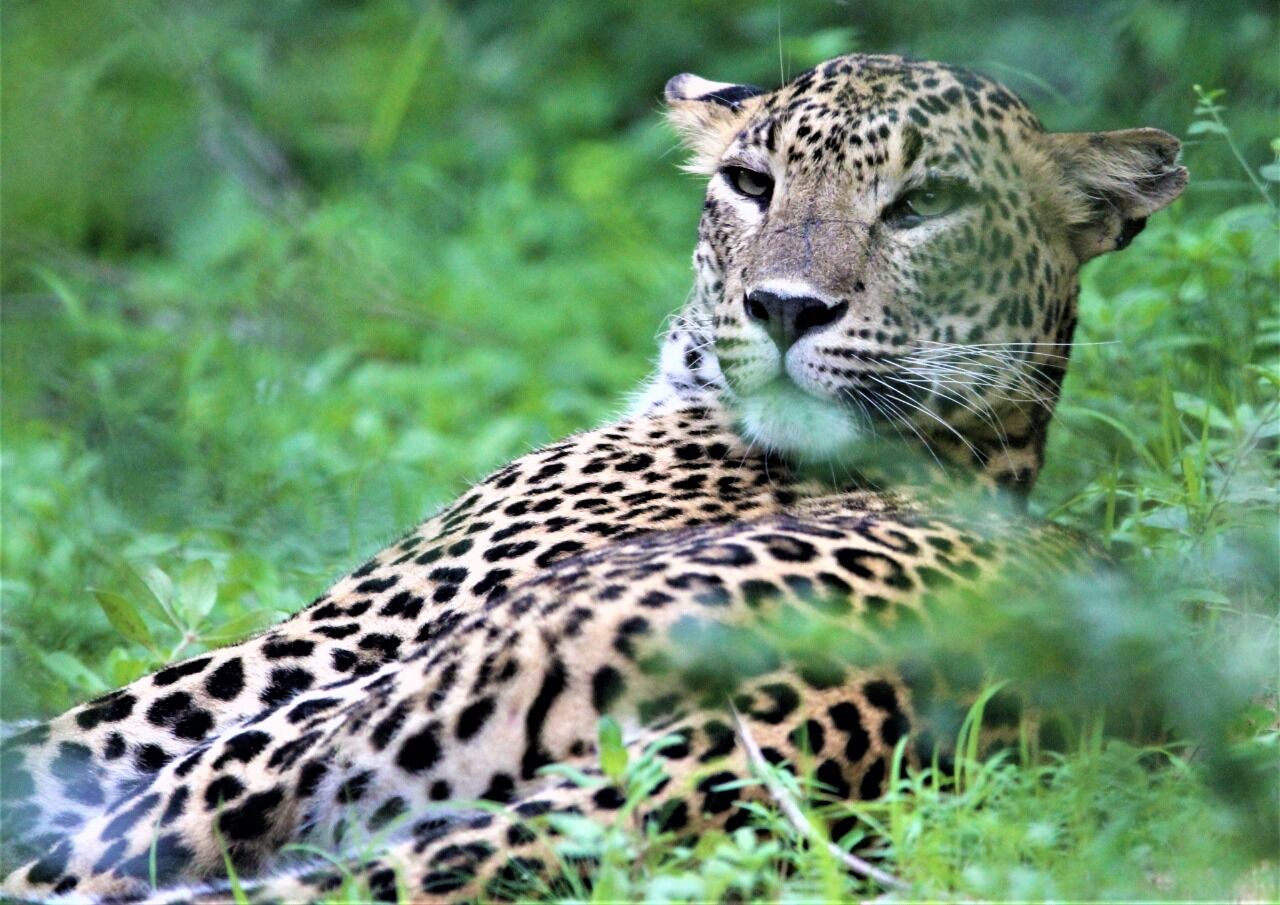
1045;127;1189;261
664;74;766;174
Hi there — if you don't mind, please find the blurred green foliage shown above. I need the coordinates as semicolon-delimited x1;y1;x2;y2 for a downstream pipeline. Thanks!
1;1;1277;897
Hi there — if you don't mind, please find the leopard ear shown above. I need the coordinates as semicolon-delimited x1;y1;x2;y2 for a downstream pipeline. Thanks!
1045;128;1189;262
664;73;766;174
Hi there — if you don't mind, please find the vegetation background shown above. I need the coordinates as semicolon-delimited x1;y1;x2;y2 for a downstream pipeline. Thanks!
2;0;1277;900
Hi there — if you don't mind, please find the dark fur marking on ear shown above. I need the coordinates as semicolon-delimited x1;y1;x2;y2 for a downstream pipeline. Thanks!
700;84;765;109
1115;217;1147;250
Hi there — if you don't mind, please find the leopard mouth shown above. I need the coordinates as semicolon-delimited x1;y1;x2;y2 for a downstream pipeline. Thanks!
768;356;932;420
730;377;869;463
719;335;946;457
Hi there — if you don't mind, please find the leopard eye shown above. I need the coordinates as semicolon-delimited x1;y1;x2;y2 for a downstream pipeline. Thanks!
723;166;774;202
887;178;973;227
903;187;953;217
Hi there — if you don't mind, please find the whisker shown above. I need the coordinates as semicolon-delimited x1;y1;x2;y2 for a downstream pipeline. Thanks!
907;344;1076;365
904;352;1062;410
914;339;1116;348
866;373;985;464
855;386;947;471
901;376;1015;464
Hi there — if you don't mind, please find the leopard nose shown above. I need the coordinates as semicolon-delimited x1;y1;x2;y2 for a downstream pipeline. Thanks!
744;290;848;351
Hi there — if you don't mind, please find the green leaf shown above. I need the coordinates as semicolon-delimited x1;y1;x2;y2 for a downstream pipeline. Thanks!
1171;392;1235;431
365;5;446;160
39;651;107;696
30;265;86;323
1138;507;1190;531
1169;586;1232;606
1187;120;1229;135
1259;162;1280;183
538;763;602;788
104;648;152;688
201;610;276;645
91;588;155;648
108;563;171;625
215;825;252;905
1244;363;1280;387
597;715;628;782
1058;405;1161;470
122;534;181;558
139;565;179;625
178;560;219;626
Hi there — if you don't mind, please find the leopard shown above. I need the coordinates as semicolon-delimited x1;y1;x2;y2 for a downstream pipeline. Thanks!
0;52;1185;902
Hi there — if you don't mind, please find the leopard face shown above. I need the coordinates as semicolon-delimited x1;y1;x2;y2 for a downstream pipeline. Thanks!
661;54;1186;490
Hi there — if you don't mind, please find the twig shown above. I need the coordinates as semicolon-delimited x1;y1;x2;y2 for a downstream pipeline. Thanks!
729;704;908;892
1192;85;1275;210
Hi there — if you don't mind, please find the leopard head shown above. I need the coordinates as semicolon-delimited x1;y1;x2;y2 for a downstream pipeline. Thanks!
658;53;1186;492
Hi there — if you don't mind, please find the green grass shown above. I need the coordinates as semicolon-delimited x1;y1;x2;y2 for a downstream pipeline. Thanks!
529;730;1275;902
2;1;1278;900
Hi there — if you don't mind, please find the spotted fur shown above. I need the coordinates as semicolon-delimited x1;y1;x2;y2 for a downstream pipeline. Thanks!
1;53;1183;901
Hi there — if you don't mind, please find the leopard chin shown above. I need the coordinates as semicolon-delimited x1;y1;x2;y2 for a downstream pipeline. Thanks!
733;379;868;465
